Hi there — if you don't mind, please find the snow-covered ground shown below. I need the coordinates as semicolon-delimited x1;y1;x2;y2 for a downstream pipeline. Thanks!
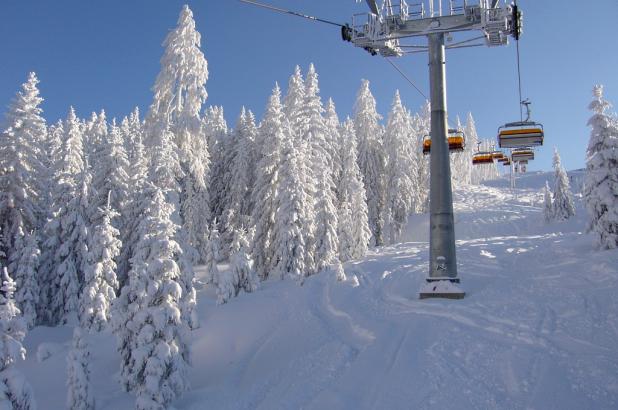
19;171;618;409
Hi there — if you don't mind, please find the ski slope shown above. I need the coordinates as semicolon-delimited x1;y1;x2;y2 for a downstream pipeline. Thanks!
19;171;618;409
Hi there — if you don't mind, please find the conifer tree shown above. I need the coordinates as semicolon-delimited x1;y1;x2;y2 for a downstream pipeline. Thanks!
337;119;371;261
90;119;130;226
80;202;120;332
222;108;257;248
204;222;220;285
11;231;39;329
543;181;554;223
384;91;416;244
205;106;230;224
145;4;211;267
354;79;386;246
411;101;431;212
117;109;148;287
66;328;94;410
325;98;343;202
272;136;311;281
46;108;91;325
0;268;36;410
251;84;286;280
0;72;47;271
584;85;618;249
552;148;575;220
230;228;259;295
113;185;190;406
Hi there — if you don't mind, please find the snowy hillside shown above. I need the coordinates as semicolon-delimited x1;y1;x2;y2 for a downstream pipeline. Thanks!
16;173;618;410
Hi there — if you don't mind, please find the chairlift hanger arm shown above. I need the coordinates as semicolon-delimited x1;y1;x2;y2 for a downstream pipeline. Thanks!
365;0;380;15
238;0;344;27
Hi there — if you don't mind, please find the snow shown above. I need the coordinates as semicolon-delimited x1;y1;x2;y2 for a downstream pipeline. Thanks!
15;172;618;409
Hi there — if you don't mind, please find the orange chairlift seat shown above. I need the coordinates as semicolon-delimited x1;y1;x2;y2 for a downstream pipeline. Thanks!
472;151;494;165
422;129;466;155
491;151;505;160
498;100;544;149
511;148;535;162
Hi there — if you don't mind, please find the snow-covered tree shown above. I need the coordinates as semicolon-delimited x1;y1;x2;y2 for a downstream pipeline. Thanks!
117;109;148;287
303;64;335;273
354;79;386;246
66;328;94;410
145;4;211;268
113;184;190;406
80;202;120;332
251;84;286;280
552;148;575;220
230;229;259;295
324;98;343;203
11;231;39;329
90;119;130;225
543;181;554;223
411;101;431;212
204;222;220;285
221;108;258;249
272;135;311;281
584;85;618;249
204;106;230;225
0;72;46;271
337;119;371;262
0;268;36;410
384;91;416;244
45;108;91;325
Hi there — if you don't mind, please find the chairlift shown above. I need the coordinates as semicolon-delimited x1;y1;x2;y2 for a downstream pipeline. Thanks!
422;129;466;155
511;148;534;162
472;141;494;165
498;100;544;149
491;151;505;160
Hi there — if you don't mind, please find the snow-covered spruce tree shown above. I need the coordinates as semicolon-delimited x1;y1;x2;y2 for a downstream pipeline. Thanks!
80;202;120;332
543;181;554;223
90;119;130;226
337;119;371;262
66;328;94;410
113;184;190;406
552;148;575;220
384;91;416;244
84;110;108;179
0;72;47;271
46;108;91;325
148;124;198;330
145;4;210;267
584;85;618;249
354;79;386;246
0;268;36;410
283;65;306;135
10;231;39;329
117;109;148;287
325;98;343;204
221;108;257;252
204;222;220;286
230;228;259;295
204;106;230;225
410;101;430;212
272;133;311;281
251;84;286;280
303;64;335;274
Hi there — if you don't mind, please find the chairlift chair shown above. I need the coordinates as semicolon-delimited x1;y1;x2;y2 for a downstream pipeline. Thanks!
511;148;534;162
498;100;544;149
422;129;466;155
472;152;494;165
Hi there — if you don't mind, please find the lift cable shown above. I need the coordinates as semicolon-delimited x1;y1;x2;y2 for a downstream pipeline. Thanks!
514;0;524;122
385;57;428;100
238;0;344;28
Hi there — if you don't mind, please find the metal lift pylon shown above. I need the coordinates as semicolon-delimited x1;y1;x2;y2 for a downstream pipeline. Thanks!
419;32;465;299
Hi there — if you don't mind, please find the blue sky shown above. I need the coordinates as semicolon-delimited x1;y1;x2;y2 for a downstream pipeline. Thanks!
1;0;616;171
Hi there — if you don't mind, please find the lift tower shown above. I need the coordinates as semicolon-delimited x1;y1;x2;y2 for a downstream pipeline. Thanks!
343;0;521;299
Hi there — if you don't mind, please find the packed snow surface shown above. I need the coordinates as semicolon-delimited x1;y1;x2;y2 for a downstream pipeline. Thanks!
18;171;618;409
